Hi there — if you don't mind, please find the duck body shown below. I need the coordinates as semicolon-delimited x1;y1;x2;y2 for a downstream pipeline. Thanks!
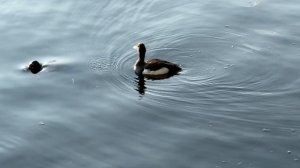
133;43;181;78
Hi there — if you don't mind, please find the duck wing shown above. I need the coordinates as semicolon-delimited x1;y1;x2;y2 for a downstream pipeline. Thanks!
145;59;182;72
144;59;171;71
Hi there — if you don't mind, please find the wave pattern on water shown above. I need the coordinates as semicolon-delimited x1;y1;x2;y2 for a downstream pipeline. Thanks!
1;0;300;168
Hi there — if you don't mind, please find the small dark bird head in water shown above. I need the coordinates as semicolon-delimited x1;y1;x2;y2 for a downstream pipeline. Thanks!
28;60;42;74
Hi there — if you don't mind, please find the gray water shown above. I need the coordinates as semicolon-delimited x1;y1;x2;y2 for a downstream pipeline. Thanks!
1;0;300;167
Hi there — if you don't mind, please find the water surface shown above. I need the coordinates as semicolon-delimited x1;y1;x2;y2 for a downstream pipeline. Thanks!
1;0;300;167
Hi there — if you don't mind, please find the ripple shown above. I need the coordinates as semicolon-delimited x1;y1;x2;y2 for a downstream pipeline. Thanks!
232;0;264;7
89;0;300;122
91;30;240;106
20;57;78;74
98;30;298;117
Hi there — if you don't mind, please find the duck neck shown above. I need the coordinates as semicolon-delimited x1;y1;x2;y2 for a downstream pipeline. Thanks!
137;52;146;65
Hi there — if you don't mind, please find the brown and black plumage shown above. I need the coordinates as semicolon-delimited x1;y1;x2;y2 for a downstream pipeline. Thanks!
133;43;182;79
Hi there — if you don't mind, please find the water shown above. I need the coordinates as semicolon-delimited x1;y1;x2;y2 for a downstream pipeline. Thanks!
1;0;300;167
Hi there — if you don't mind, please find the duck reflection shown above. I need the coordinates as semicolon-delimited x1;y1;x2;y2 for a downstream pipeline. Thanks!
135;73;179;95
135;75;146;95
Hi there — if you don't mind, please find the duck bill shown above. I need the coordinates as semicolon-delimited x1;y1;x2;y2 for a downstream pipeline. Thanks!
133;45;138;50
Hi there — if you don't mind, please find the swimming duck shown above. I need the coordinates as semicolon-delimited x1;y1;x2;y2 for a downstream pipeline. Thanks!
28;60;43;74
133;43;182;78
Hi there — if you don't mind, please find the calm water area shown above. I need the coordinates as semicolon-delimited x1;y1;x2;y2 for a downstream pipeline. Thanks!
0;0;300;167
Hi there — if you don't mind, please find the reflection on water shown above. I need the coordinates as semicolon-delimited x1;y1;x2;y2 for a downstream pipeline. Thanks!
135;75;146;95
1;0;300;168
134;72;182;95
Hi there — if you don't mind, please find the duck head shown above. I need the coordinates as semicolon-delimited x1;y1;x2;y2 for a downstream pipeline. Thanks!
133;43;146;60
28;60;42;74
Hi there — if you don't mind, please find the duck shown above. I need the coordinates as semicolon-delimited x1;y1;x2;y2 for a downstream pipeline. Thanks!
133;43;182;78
